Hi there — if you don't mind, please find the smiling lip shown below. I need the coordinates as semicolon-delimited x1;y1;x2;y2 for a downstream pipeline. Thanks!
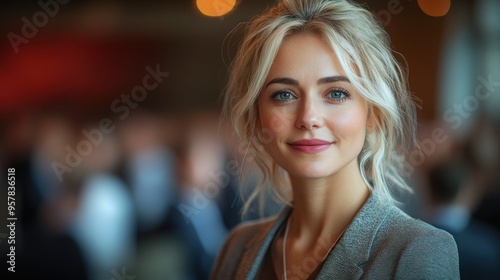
288;139;333;154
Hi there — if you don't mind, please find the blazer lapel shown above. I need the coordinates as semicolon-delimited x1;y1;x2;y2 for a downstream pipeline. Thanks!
236;207;292;280
316;193;390;279
233;193;391;280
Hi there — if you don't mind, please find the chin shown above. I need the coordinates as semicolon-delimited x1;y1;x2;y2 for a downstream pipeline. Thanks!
283;164;339;180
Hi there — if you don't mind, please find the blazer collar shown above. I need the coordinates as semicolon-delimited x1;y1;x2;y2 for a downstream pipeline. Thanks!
238;192;390;280
316;192;390;279
239;206;292;280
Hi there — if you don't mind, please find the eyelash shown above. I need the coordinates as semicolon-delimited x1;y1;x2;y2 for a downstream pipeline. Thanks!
326;88;351;103
270;88;351;104
270;90;295;103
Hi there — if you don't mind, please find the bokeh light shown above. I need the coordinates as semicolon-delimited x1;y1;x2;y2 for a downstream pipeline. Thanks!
417;0;451;17
196;0;236;17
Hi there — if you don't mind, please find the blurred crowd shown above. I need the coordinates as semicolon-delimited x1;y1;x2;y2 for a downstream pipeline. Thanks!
407;114;500;279
2;105;500;280
0;108;281;280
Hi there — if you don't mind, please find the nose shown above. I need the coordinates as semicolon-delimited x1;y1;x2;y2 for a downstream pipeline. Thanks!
295;96;324;130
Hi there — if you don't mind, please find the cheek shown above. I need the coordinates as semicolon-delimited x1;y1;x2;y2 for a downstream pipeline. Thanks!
259;104;295;135
332;109;368;142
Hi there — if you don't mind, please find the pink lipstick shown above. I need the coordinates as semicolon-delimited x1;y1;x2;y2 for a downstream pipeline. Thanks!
288;139;333;154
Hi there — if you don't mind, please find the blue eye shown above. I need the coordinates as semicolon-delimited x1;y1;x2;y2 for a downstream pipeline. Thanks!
271;91;295;102
326;89;350;102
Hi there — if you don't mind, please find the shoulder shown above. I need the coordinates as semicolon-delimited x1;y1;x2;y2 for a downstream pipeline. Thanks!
219;216;275;257
209;215;278;279
376;205;460;279
382;204;453;241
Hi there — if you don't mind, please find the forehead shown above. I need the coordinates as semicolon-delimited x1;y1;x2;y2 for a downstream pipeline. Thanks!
266;32;347;80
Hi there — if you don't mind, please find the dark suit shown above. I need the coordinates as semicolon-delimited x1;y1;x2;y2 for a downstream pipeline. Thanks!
433;218;500;280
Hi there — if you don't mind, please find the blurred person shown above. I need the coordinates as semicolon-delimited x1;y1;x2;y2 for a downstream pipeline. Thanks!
19;175;89;280
69;131;135;280
118;111;176;233
170;111;242;280
427;156;500;280
212;0;459;279
117;111;185;280
7;112;89;279
471;118;500;233
398;119;457;219
4;110;75;231
223;120;285;222
31;113;74;206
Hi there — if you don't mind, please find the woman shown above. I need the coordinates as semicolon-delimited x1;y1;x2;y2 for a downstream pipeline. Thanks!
211;0;459;279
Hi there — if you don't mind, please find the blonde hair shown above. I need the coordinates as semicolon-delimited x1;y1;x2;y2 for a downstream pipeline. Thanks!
222;0;417;214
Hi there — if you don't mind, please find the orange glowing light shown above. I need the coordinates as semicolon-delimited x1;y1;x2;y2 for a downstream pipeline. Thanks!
196;0;236;17
417;0;451;17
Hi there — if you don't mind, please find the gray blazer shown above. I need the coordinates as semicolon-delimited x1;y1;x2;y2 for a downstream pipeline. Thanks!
210;193;460;279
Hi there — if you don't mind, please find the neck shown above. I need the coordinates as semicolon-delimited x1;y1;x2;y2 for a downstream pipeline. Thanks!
287;161;370;248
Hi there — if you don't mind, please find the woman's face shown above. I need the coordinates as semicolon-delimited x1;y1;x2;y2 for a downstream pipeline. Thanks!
258;33;369;180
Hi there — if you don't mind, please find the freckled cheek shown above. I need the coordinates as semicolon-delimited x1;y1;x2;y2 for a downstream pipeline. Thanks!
260;107;295;135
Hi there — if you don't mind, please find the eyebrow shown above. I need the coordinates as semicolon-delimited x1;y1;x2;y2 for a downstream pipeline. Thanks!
264;75;350;89
317;75;350;85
